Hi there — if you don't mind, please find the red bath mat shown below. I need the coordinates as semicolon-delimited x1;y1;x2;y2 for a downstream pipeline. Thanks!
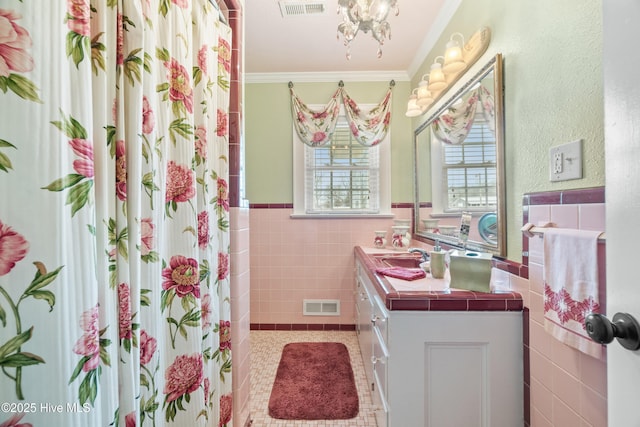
268;342;359;420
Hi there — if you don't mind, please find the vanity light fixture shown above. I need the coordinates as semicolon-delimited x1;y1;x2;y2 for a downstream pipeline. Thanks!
442;32;467;73
405;27;491;119
416;75;434;107
427;56;447;92
405;89;423;117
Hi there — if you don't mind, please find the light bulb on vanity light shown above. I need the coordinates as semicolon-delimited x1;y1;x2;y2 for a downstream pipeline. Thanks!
427;56;447;92
443;32;467;74
405;88;422;118
416;75;434;107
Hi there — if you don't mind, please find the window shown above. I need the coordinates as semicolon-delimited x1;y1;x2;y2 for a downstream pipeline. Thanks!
432;104;496;214
293;106;391;216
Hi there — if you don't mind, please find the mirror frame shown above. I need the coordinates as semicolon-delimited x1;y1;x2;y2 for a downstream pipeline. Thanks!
413;53;506;257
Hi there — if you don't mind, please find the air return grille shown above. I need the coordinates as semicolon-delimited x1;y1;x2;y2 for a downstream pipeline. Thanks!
303;299;340;316
279;1;327;17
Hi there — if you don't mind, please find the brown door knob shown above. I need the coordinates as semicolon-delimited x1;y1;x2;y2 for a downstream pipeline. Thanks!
585;312;640;351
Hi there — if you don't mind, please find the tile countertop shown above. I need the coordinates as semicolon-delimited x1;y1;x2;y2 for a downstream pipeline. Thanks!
355;246;523;312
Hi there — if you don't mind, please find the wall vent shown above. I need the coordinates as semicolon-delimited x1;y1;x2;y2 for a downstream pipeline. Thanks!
279;1;327;17
303;299;340;316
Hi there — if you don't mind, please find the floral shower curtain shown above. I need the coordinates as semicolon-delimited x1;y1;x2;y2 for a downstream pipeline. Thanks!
0;0;232;426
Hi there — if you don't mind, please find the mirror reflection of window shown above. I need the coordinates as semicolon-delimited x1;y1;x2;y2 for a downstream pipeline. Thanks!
442;107;497;212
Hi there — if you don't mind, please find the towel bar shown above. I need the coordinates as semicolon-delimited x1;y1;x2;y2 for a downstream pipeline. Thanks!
521;223;606;241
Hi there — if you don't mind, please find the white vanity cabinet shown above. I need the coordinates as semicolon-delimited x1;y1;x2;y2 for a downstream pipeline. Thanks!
355;259;389;427
355;255;523;427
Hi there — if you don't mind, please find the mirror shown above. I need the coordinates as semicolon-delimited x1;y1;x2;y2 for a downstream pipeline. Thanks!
413;53;505;257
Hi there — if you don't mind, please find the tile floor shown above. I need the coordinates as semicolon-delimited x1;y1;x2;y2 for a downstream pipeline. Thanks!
249;330;378;427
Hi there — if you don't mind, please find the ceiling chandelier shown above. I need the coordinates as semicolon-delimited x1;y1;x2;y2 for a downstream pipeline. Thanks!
337;0;399;60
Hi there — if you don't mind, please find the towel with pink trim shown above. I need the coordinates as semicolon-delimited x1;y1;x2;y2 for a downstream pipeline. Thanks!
543;228;605;359
375;267;426;281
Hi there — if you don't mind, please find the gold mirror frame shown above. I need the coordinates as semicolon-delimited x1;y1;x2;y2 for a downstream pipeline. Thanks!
413;53;505;257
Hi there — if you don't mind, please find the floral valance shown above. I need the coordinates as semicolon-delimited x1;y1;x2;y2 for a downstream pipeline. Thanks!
432;85;495;145
290;81;394;147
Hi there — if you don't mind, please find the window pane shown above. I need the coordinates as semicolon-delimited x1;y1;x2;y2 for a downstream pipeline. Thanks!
306;117;378;213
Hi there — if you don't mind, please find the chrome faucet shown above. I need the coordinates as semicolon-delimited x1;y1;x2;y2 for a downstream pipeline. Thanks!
408;247;430;262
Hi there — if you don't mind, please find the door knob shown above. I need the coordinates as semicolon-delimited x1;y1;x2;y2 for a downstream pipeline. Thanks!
585;312;640;351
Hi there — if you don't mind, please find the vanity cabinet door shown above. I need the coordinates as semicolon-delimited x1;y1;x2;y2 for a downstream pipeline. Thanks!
372;326;389;400
387;311;523;427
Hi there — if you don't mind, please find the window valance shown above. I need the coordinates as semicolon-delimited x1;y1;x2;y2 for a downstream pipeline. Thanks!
289;81;394;147
431;85;495;145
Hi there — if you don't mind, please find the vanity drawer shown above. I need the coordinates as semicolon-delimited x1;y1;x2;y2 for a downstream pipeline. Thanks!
372;294;388;343
356;275;373;305
372;326;389;398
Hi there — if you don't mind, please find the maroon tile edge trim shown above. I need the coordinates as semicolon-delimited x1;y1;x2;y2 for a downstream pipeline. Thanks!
524;186;605;206
225;0;242;208
392;202;414;209
248;202;417;209
249;203;294;209
523;307;531;426
250;323;356;331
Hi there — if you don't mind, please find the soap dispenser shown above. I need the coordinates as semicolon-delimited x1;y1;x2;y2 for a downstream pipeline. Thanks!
430;240;446;279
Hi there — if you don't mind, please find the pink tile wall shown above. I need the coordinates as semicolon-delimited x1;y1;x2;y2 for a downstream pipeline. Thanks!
230;207;251;426
249;207;414;327
222;2;250;426
519;190;607;427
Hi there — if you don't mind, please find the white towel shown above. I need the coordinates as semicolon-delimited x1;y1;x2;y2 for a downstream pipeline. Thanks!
543;228;605;359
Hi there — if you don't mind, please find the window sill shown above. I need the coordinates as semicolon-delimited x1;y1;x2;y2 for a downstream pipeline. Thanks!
428;212;463;219
429;211;493;218
290;213;395;219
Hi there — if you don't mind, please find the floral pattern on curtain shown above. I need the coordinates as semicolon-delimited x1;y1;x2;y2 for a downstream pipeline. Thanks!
0;0;232;426
290;86;342;147
432;85;494;145
341;87;392;147
290;84;393;147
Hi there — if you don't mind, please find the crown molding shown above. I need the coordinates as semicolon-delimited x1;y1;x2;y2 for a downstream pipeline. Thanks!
245;70;410;84
407;0;463;79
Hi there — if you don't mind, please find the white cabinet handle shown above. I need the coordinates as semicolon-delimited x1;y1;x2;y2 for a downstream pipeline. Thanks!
371;314;386;325
371;355;387;365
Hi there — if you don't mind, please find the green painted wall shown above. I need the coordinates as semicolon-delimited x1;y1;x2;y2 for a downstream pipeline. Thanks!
245;0;604;262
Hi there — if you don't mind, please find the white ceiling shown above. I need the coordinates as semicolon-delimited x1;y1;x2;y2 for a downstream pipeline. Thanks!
244;0;461;82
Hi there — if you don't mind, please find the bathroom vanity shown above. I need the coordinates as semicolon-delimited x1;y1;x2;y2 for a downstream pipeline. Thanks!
354;246;523;427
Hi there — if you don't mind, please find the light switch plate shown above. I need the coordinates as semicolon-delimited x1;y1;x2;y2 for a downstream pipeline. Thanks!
549;139;582;182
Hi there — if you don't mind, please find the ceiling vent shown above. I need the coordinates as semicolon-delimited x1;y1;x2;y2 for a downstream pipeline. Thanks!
279;1;327;17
